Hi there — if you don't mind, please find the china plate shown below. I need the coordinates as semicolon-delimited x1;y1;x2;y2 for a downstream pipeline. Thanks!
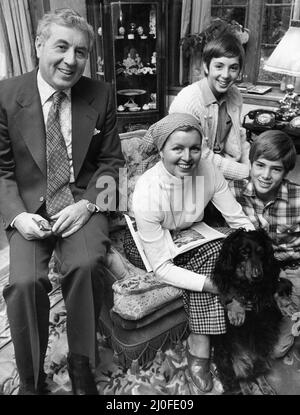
117;89;146;96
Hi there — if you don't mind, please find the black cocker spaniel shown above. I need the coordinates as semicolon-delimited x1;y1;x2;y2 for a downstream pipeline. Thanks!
212;228;292;394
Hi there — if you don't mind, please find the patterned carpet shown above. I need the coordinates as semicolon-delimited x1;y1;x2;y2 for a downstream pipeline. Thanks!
1;256;300;395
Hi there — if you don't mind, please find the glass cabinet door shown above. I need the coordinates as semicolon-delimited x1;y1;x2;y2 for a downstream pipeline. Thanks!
87;0;167;132
86;1;105;80
111;1;158;115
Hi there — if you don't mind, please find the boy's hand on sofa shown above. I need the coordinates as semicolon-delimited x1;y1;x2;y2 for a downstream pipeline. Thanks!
274;291;298;317
286;233;300;248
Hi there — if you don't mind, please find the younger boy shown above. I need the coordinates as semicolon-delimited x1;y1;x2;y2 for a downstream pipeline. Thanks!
229;130;300;357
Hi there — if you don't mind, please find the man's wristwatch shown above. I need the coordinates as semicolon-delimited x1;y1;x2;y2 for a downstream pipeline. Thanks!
86;201;100;214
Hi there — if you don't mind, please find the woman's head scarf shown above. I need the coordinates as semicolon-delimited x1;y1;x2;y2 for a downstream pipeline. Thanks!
143;113;203;151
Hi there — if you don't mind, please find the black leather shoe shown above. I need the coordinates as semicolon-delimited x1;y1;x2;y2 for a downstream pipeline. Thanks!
18;383;39;395
67;353;98;395
18;372;49;395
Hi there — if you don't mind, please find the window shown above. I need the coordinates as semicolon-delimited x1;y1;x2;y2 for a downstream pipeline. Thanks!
168;0;297;89
259;0;293;83
211;0;248;27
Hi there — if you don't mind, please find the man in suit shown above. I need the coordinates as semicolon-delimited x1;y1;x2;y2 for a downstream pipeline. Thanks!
0;8;125;395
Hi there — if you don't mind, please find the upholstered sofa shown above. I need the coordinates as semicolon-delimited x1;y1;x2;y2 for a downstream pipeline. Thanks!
99;130;189;369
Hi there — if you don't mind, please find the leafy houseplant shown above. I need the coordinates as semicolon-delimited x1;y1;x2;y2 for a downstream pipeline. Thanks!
180;18;249;59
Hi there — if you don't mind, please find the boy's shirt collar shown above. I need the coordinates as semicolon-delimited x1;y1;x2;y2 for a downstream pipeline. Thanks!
201;77;217;106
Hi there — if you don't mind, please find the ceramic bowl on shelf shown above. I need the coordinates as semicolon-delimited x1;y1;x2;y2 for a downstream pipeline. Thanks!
117;89;146;96
129;106;141;112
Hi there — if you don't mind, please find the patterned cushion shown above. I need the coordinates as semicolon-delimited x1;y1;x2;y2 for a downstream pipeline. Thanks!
111;268;182;320
119;129;160;216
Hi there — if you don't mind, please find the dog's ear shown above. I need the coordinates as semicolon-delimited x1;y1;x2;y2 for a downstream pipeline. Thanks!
212;228;244;293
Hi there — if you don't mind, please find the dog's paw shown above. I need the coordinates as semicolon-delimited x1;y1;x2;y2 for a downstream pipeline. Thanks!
226;298;246;326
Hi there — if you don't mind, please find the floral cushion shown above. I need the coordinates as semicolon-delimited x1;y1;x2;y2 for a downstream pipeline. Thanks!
108;129;160;228
119;129;160;217
109;249;182;320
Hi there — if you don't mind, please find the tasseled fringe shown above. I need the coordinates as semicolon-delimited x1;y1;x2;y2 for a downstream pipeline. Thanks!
111;322;189;369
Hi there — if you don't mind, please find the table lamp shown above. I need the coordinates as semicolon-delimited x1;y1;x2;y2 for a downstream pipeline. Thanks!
264;20;300;93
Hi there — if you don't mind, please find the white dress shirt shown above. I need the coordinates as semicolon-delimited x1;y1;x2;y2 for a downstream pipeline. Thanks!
37;70;75;182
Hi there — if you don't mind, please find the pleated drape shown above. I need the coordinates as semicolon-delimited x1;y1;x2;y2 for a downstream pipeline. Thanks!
179;0;211;85
0;0;36;79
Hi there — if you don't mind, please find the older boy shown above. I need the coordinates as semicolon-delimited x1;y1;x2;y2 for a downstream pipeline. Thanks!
229;130;300;357
169;32;250;180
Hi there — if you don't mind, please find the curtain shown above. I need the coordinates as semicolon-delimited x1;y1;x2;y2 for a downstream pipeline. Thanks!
293;0;300;20
179;0;192;86
179;0;211;85
0;0;36;79
0;5;13;80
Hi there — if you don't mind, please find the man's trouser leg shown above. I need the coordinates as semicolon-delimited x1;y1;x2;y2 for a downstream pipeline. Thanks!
3;231;55;388
55;213;110;368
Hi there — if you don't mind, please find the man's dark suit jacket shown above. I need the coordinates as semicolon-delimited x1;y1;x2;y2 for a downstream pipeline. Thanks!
0;69;125;229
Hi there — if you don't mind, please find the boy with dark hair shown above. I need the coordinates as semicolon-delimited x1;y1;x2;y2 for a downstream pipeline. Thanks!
169;32;250;180
229;129;300;357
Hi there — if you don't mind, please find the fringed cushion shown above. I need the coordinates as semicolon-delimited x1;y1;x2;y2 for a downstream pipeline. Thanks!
110;297;184;330
110;306;189;369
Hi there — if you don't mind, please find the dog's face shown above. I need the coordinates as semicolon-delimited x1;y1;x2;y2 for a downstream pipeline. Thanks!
235;233;265;283
213;228;280;295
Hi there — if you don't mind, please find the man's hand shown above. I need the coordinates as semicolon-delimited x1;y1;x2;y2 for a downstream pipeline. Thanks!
14;213;52;240
226;298;251;326
50;200;92;238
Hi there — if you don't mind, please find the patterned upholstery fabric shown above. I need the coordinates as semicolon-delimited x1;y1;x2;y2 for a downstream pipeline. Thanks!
119;129;160;216
112;272;182;321
106;246;181;320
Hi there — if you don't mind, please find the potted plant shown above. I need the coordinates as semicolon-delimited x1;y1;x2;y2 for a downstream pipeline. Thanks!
180;18;249;59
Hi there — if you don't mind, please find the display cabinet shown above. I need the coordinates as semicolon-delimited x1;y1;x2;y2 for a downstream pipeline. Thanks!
87;0;168;132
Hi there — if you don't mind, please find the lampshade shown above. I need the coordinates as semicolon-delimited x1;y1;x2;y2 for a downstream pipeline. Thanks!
264;20;300;77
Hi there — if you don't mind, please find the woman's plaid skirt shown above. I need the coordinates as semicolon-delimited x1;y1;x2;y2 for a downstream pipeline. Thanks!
123;227;232;335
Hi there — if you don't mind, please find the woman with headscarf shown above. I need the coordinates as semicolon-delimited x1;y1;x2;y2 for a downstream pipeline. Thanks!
124;113;254;393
